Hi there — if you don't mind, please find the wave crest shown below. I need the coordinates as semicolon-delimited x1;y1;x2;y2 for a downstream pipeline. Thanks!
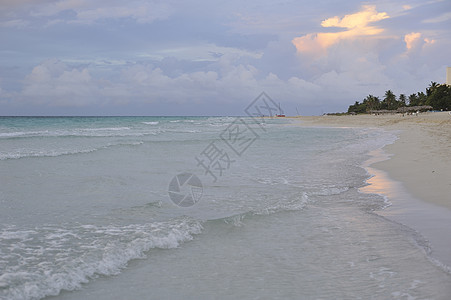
0;217;203;300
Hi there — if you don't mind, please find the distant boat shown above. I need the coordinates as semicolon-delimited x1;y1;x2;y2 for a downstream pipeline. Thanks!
276;103;285;117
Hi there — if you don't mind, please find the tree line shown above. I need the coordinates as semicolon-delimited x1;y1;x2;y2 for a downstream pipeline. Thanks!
348;82;451;114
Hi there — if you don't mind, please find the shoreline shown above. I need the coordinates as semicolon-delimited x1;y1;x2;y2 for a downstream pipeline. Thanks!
361;148;451;269
294;111;451;267
294;111;451;210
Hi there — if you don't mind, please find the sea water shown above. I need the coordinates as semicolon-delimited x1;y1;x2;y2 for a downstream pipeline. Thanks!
0;116;450;299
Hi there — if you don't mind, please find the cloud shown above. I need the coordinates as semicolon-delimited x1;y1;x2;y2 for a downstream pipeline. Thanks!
0;19;30;28
292;5;389;57
423;11;451;23
29;0;86;17
320;5;388;29
20;59;97;106
70;1;172;25
0;0;54;11
404;32;436;52
137;44;263;62
402;5;412;11
1;0;450;116
404;32;422;50
1;0;173;27
11;57;326;113
423;38;436;45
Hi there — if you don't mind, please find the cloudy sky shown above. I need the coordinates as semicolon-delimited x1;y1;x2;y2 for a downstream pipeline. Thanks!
0;0;450;116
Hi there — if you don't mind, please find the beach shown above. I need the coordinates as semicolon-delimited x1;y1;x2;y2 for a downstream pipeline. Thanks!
1;116;451;299
296;111;451;267
296;111;451;209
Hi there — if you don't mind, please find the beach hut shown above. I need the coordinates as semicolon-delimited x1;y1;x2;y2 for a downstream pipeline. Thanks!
396;106;432;115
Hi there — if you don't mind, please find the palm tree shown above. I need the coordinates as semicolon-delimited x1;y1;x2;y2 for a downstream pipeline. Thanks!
399;94;407;106
426;81;439;97
417;92;427;105
408;93;419;106
383;90;396;110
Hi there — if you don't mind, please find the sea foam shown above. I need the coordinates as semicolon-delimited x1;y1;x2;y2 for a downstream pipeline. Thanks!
0;217;203;300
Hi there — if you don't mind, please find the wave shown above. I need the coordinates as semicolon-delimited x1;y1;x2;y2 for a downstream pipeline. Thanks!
254;192;311;216
142;122;159;125
167;119;196;123
80;127;131;131
0;217;203;300
0;130;160;139
0;141;144;161
0;127;145;139
0;148;100;160
212;192;311;227
166;129;202;133
0;189;317;300
310;186;350;196
0;131;49;138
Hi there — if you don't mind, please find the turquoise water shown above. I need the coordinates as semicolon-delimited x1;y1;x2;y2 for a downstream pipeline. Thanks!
0;117;450;299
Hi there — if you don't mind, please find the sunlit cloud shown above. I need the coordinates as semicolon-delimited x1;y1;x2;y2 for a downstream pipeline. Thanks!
292;5;389;57
424;38;436;45
404;32;422;50
404;32;436;51
320;5;388;29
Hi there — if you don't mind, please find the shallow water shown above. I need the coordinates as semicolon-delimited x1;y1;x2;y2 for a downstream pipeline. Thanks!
0;116;450;299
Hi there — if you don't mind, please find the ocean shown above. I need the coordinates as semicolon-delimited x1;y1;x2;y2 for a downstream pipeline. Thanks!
0;116;450;299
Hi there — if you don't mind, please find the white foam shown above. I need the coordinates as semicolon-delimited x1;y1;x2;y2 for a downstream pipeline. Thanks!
0;148;98;160
0;127;142;139
255;192;310;215
166;129;201;133
0;217;203;300
0;141;144;160
311;186;350;196
81;127;131;131
0;131;50;138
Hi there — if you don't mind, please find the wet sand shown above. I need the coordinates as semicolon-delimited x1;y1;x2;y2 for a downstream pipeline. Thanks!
294;111;451;267
295;111;451;209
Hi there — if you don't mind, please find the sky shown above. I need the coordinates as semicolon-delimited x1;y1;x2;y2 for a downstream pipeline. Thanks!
0;0;450;116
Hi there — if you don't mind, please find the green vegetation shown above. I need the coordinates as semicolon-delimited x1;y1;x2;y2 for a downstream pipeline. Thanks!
348;82;451;114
